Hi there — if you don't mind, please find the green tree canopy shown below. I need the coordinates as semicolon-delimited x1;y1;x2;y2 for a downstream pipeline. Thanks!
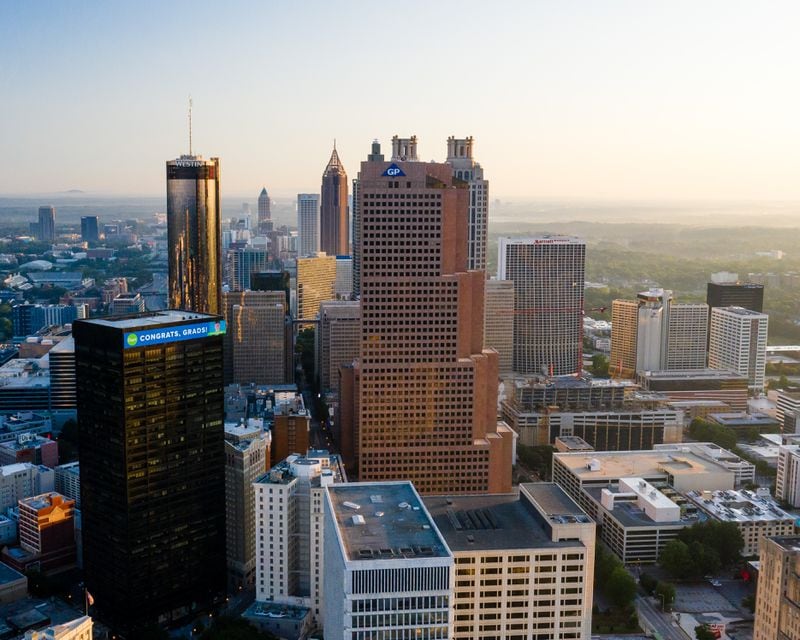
606;566;637;610
659;539;693;578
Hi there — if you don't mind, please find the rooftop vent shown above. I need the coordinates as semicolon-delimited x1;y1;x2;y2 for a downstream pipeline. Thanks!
352;514;365;525
343;501;361;511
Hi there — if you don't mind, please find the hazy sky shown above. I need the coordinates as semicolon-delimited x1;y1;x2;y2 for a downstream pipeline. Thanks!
2;1;799;200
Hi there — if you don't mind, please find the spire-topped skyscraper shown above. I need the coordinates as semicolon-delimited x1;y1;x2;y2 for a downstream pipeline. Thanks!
320;143;349;256
257;187;272;233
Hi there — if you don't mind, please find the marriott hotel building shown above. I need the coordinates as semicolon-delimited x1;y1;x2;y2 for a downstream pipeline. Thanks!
74;311;226;634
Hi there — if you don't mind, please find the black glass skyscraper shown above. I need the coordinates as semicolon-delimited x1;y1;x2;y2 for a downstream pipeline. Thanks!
74;311;226;635
80;216;99;243
706;282;764;313
166;155;222;315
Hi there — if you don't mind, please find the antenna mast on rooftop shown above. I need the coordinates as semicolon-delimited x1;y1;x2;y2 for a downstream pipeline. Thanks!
188;96;193;156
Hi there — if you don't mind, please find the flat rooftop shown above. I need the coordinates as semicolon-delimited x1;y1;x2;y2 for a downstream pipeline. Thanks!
686;488;794;523
638;368;745;381
715;306;768;318
243;600;310;622
768;536;800;552
327;482;449;562
0;562;25;585
555;449;731;482
585;486;701;529
424;492;559;552
79;309;218;329
709;412;778;427
256;451;344;486
522;482;588;519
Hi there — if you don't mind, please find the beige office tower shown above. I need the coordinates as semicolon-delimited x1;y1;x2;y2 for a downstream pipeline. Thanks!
296;252;336;322
665;303;708;369
224;422;270;590
316;301;360;394
754;536;800;640
445;136;488;272
610;299;638;378
222;291;289;385
484;279;514;374
349;138;515;494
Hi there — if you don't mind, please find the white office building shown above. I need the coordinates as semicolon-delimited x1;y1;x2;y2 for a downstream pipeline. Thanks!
297;194;320;258
255;451;345;627
323;481;452;640
708;306;768;393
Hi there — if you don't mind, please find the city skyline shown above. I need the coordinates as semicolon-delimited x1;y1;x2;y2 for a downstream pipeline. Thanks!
3;2;800;202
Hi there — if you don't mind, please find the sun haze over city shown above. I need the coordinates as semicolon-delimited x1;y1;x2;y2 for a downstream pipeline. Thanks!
2;0;800;201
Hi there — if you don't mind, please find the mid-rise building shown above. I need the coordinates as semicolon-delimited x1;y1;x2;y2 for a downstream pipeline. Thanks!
24;616;92;640
483;279;514;373
74;311;226;633
316;301;360;395
14;304;79;337
225;422;270;590
54;461;80;507
708;306;769;393
37;206;56;243
754;536;800;640
109;293;145;316
323;481;452;640
48;336;76;411
226;247;270;291
166;154;222;314
222;291;289;385
0;462;54;512
271;395;311;465
776;387;800;426
297;194;320;258
776;444;800;508
334;255;353;300
320;145;349;257
0;434;58;468
636;368;749;412
707;282;764;313
499;236;585;376
685;488;795;556
445;136;488;272
347;140;514;493
80;216;99;243
254;451;345;626
296;252;336;322
425;483;595;640
9;492;76;574
665;303;709;369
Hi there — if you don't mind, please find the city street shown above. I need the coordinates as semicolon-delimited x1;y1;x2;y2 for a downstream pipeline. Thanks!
636;595;690;640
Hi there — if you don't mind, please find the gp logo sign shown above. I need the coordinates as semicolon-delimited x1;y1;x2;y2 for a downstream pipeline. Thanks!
382;163;406;177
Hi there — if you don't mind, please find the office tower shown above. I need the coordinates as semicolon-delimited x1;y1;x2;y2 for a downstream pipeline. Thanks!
80;216;99;243
270;397;311;464
226;247;270;291
49;336;76;410
445;136;488;272
252;270;291;306
665;303;708;369
222;291;289;385
483;279;514;373
611;291;709;377
351;140;384;299
707;282;764;313
425;483;595;640
754;536;800;640
37;206;55;243
224;422;269;590
323;481;452;640
13;304;79;337
297;194;319;258
254;452;344;626
320;144;349;256
296;252;336;321
499;236;586;376
708;306;768;392
350;144;514;494
258;187;273;234
166;155;222;314
776;445;800;507
74;311;226;633
316;301;360;394
610;300;638;377
334;255;353;300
